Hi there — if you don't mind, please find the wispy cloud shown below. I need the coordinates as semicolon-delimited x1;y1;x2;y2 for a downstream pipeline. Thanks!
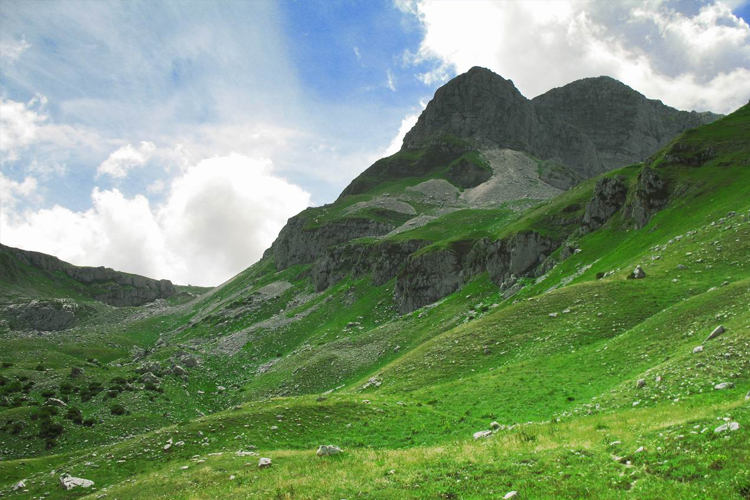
0;37;31;64
387;68;397;91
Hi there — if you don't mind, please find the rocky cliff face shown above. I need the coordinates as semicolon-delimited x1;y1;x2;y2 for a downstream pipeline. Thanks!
311;239;429;292
3;299;79;331
623;167;669;228
269;215;396;270
262;67;710;314
583;176;628;232
1;244;175;307
402;67;719;179
395;232;555;313
532;76;720;170
402;67;603;179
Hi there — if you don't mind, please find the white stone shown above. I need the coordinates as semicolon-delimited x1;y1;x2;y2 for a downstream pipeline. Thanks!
473;430;492;440
258;457;272;468
316;445;343;457
59;474;94;490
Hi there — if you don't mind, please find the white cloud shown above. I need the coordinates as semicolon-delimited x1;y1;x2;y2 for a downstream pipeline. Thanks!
401;0;750;113
0;96;48;161
0;172;39;210
1;153;311;286
97;141;156;179
147;179;165;194
27;160;67;179
385;99;427;156
353;46;361;60
387;69;397;91
0;37;31;64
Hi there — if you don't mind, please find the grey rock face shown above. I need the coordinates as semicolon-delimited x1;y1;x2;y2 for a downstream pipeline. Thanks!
396;231;553;313
1;244;175;307
445;158;492;188
311;239;429;292
395;248;464;314
402;68;720;181
270;215;395;270
584;176;628;232
402;67;602;179
623;167;668;228
532;76;720;170
4;299;78;331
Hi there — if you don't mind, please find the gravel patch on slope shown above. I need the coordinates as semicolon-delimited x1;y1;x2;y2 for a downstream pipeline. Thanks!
461;149;563;207
344;196;416;216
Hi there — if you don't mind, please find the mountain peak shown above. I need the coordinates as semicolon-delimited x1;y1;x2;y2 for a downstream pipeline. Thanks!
400;68;721;175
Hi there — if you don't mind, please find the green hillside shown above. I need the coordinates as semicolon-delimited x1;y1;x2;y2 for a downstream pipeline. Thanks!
1;106;748;499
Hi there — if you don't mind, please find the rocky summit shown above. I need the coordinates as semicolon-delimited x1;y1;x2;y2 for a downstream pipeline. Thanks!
0;68;748;500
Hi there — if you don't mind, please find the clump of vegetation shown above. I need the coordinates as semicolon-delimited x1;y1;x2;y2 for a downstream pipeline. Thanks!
110;404;128;416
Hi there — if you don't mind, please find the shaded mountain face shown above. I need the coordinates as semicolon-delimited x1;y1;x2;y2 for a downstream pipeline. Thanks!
0;244;176;308
532;76;721;170
402;67;720;177
401;67;602;178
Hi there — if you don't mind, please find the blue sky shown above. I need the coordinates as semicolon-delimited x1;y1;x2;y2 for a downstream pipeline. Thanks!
1;0;749;285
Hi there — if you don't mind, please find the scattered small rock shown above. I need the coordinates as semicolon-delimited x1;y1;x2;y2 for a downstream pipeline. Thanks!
714;382;735;390
705;325;725;341
258;457;272;468
692;345;704;354
714;422;740;434
13;480;26;491
504;491;518;499
636;379;646;389
473;430;493;440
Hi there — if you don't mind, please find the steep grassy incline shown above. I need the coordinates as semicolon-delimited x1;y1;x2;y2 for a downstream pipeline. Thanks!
0;106;747;499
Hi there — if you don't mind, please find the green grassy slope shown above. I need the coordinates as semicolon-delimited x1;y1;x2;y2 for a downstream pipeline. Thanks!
0;105;748;498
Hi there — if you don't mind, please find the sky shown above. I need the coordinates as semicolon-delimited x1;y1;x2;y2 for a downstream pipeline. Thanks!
1;0;749;286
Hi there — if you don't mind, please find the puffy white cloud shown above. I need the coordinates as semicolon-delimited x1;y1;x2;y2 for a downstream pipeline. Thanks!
1;153;311;286
97;141;156;178
401;0;750;113
0;96;47;161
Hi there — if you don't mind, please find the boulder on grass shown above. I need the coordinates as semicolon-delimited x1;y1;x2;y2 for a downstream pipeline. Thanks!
59;474;94;490
316;445;343;457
